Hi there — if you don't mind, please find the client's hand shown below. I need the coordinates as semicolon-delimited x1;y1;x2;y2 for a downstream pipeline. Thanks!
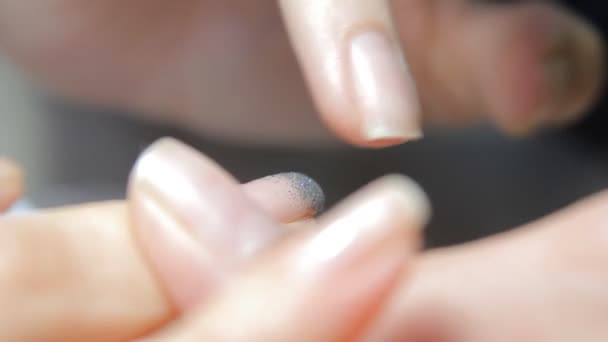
128;141;608;342
0;138;428;341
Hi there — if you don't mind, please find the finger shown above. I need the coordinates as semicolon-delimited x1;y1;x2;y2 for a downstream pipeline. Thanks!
146;175;430;341
0;158;23;212
0;202;169;342
393;0;604;134
368;190;608;341
130;138;329;311
243;172;325;223
279;0;422;148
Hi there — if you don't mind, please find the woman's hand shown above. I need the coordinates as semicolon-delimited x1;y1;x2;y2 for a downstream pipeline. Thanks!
0;143;330;340
0;1;603;146
0;138;428;341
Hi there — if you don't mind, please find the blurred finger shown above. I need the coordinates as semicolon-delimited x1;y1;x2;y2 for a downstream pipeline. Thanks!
0;158;23;212
146;175;430;341
392;0;604;133
0;148;323;341
243;172;325;223
280;0;605;144
279;0;422;147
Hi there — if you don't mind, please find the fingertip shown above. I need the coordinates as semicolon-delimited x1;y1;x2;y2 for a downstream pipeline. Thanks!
279;172;326;216
243;172;325;222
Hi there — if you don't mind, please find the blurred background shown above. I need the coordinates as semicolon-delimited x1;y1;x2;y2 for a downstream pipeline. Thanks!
0;0;606;248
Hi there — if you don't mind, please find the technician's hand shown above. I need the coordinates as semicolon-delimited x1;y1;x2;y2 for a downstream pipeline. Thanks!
0;1;603;146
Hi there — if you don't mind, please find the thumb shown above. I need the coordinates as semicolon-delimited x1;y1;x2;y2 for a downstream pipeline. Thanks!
128;138;325;311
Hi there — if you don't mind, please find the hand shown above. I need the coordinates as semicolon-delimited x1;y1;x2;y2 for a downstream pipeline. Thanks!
133;140;608;341
0;138;428;341
0;150;327;339
0;1;603;146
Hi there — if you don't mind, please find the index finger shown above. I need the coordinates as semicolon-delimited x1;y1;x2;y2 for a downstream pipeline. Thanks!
279;0;422;148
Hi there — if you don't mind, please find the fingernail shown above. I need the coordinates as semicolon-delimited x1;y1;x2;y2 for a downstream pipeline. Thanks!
544;54;571;97
556;31;603;125
514;55;572;134
349;31;422;143
536;14;604;128
129;138;282;309
295;175;430;280
132;138;280;260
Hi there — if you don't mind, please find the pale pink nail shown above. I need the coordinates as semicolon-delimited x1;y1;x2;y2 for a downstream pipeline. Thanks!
350;31;422;142
129;138;282;309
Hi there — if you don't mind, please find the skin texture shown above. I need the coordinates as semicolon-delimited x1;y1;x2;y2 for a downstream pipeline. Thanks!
0;1;603;146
